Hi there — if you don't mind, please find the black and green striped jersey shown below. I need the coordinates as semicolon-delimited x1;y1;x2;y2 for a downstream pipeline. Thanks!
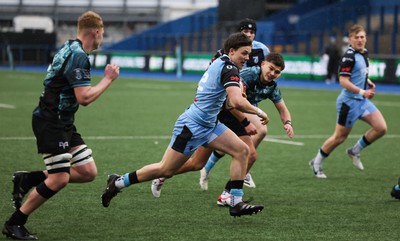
240;66;282;107
33;39;91;124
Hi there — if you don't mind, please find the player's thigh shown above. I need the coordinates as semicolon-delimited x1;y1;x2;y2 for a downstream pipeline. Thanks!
208;128;248;157
190;146;213;166
159;147;191;172
361;108;387;131
360;99;387;131
333;123;351;141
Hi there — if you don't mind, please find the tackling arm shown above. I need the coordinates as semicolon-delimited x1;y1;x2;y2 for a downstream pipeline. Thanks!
274;101;294;138
229;108;257;135
225;86;269;125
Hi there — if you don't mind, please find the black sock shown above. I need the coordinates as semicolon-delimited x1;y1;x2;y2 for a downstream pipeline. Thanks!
224;180;232;192
230;180;244;190
213;151;225;159
7;209;28;226
128;171;139;184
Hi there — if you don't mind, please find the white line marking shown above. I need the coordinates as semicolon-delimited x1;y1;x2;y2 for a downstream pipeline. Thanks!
0;134;399;142
0;103;15;109
273;134;400;139
263;137;304;146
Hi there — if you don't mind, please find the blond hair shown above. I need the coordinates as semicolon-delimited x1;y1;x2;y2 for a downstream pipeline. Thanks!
77;11;103;35
348;24;365;37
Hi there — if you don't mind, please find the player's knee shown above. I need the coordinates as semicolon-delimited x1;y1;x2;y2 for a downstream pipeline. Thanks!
156;164;175;178
190;161;204;171
78;167;98;182
260;127;268;137
376;125;387;137
56;178;69;190
235;144;249;162
87;168;97;181
248;150;257;165
162;170;175;179
257;126;268;139
45;172;70;191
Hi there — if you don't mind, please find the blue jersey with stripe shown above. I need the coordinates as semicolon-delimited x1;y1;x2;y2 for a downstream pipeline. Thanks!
33;39;91;124
339;46;369;100
210;40;270;68
244;40;270;68
240;66;282;106
185;55;241;127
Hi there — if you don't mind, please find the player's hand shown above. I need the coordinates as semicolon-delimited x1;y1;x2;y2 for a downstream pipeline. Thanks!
258;111;269;125
367;78;375;89
104;63;120;81
284;123;294;139
244;122;257;135
364;88;375;99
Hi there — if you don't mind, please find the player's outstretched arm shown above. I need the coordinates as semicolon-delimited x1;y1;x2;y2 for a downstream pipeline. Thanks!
274;101;294;138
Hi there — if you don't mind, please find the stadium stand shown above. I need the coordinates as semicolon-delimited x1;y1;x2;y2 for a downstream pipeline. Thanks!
0;0;399;66
0;0;218;65
104;0;399;56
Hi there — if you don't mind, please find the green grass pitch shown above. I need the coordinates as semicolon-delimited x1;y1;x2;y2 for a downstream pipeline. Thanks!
1;69;400;240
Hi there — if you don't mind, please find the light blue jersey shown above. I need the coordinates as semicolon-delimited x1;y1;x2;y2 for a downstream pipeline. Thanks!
185;55;241;127
338;47;369;100
240;66;282;107
336;46;377;128
169;55;241;155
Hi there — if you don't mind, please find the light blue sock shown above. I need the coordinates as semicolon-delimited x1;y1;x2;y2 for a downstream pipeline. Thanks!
230;188;244;206
230;188;243;197
204;152;222;173
115;173;131;189
123;173;131;187
352;137;368;154
314;148;328;165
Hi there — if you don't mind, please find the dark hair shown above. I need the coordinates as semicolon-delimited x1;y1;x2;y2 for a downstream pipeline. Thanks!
266;52;285;70
223;32;252;54
237;18;257;33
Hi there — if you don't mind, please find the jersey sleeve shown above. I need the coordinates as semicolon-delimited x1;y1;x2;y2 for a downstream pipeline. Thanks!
339;49;355;77
64;52;91;88
220;62;241;89
262;45;270;58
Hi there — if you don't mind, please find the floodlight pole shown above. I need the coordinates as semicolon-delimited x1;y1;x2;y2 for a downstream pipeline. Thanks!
6;44;14;70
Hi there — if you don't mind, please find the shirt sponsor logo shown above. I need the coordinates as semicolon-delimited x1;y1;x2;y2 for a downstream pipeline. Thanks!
230;76;240;82
74;69;82;80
